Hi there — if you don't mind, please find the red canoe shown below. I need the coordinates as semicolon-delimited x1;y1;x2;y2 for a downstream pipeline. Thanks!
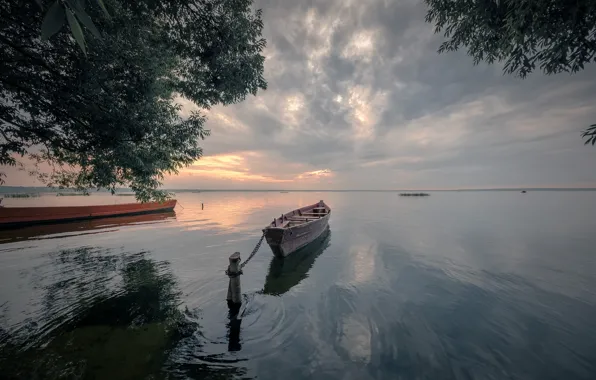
0;200;177;229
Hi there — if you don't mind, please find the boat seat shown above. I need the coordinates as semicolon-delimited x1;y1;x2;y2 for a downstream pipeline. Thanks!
288;220;306;224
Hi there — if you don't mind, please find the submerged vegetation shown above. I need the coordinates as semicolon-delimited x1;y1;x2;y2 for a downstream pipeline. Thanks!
400;193;430;197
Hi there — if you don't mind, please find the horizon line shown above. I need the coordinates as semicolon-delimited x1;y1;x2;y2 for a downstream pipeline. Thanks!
3;185;596;192
166;187;596;192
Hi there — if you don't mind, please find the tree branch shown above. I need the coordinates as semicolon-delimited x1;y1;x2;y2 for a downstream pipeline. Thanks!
0;35;70;80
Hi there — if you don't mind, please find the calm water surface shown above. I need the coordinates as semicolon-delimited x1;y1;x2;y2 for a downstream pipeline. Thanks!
1;191;595;379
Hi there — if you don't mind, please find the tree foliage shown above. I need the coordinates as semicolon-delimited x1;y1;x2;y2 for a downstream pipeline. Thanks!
582;124;596;145
425;0;596;78
425;0;596;145
1;0;267;201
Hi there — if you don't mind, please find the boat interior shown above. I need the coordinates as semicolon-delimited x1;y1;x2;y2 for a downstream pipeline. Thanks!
268;201;330;229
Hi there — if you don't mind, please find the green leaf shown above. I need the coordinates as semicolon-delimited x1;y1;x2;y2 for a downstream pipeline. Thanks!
94;0;110;18
65;8;87;55
41;1;66;41
66;0;102;39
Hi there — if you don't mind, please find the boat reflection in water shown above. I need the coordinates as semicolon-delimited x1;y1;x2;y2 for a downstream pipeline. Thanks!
0;211;176;244
263;227;331;296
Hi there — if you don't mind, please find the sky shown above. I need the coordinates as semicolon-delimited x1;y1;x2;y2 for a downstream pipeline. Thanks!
5;0;596;190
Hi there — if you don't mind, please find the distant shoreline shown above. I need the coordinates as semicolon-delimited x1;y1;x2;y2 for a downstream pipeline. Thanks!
168;188;596;192
2;186;596;194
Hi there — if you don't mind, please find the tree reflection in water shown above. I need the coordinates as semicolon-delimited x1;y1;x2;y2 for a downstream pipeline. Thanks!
0;247;245;380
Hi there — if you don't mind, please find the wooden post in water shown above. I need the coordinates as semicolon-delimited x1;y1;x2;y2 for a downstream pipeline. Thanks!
226;252;242;308
226;252;243;351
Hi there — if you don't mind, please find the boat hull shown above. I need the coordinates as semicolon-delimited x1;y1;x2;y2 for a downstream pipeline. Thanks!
264;212;330;257
0;200;177;229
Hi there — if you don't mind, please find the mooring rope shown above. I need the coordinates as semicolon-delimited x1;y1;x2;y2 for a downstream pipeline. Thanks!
225;232;265;277
240;232;265;270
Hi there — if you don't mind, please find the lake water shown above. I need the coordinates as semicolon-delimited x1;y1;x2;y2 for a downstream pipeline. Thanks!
1;191;595;379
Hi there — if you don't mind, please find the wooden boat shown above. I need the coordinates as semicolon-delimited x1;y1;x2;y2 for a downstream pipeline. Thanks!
0;200;177;229
0;211;176;244
263;200;331;257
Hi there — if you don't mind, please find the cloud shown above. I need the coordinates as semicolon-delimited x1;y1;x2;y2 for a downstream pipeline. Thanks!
165;151;334;189
345;85;388;142
184;152;291;183
341;29;377;63
297;169;333;179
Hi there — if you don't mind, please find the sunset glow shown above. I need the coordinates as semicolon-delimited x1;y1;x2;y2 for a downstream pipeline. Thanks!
174;153;333;186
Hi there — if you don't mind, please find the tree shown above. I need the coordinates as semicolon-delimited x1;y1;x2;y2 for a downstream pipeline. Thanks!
424;0;596;144
1;0;266;200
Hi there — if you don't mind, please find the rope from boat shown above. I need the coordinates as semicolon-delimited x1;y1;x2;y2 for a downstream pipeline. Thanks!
240;232;266;270
224;232;265;277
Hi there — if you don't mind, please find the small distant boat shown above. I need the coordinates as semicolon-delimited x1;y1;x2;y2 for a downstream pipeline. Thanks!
263;200;331;257
521;190;527;193
0;200;176;229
